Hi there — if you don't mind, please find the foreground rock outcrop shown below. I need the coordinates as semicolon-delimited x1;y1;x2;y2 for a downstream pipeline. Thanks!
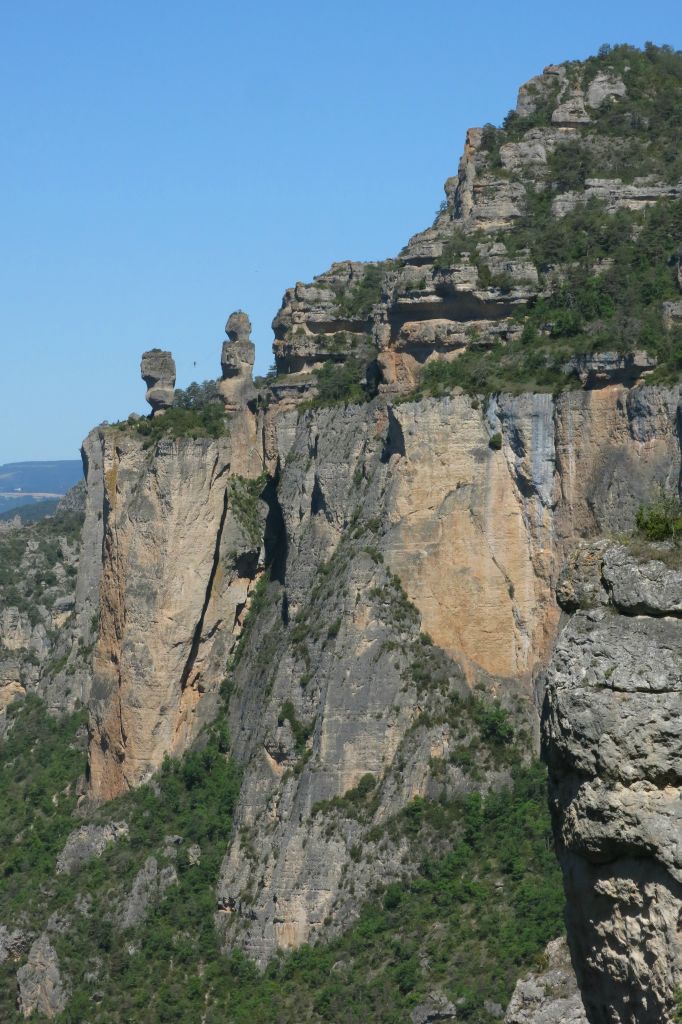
543;543;682;1024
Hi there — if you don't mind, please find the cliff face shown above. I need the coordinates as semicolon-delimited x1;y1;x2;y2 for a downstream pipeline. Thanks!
85;412;264;798
209;383;680;965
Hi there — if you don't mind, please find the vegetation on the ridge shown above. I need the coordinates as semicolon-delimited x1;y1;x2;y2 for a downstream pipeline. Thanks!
173;379;221;409
113;403;227;446
482;43;682;183
422;192;682;396
418;43;682;396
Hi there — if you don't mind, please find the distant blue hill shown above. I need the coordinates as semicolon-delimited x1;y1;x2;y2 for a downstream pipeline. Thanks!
0;460;83;494
0;460;83;515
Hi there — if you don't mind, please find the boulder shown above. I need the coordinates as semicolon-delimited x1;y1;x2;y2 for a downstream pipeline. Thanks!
601;544;682;616
543;542;682;1023
551;90;591;127
141;349;176;414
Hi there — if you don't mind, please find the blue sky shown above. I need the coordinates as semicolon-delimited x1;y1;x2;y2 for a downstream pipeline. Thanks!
1;0;679;462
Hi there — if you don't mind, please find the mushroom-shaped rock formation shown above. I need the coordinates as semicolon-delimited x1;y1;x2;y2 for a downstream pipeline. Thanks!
218;311;256;411
141;349;176;415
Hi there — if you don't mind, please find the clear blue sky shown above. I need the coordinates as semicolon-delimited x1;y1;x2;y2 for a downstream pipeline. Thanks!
1;0;679;462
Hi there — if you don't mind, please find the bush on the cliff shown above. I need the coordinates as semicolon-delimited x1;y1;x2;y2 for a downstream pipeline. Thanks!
636;491;682;542
307;357;368;407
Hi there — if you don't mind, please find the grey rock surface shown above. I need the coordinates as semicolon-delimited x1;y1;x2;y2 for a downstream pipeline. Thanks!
118;857;178;930
141;349;176;413
504;937;588;1023
602;544;682;615
586;72;627;108
563;351;657;388
16;934;67;1019
411;992;458;1022
543;544;682;1024
56;479;86;514
56;822;129;874
0;925;30;964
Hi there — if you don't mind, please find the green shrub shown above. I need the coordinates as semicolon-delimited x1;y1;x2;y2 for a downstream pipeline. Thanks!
306;358;369;408
635;491;682;541
335;262;394;318
229;473;267;546
279;701;315;757
173;379;221;409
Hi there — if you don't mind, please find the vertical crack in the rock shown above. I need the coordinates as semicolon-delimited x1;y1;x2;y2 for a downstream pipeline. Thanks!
179;484;230;692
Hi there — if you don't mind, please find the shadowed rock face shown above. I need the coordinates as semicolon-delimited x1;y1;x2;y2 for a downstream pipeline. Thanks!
141;349;176;414
543;543;682;1024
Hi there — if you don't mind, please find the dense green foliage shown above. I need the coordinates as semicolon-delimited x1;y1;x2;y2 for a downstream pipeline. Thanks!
0;697;87;906
0;695;562;1024
306;357;369;407
173;379;221;409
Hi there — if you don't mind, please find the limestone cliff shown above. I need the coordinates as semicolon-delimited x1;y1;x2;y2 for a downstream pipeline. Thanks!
85;411;264;798
213;382;680;964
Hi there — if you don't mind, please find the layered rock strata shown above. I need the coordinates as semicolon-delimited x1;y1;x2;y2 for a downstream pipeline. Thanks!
268;57;680;401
